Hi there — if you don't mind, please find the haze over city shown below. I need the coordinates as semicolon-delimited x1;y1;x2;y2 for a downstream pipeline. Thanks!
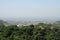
0;0;60;21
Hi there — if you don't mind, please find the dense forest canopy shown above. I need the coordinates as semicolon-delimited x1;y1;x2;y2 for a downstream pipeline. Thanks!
0;20;60;40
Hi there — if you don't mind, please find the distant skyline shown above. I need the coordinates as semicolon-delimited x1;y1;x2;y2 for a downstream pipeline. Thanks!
0;0;60;19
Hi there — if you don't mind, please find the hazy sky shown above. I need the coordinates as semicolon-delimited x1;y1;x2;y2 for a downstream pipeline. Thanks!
0;0;60;18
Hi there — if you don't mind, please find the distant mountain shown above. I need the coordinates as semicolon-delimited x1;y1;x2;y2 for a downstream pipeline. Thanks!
1;17;60;21
0;17;60;26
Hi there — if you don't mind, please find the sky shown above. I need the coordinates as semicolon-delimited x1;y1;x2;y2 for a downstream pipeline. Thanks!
0;0;60;19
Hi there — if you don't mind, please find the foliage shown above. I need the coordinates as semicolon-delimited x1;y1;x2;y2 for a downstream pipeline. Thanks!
0;24;60;40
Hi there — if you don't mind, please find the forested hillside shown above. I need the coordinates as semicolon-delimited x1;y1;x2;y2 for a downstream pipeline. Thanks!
0;23;60;40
